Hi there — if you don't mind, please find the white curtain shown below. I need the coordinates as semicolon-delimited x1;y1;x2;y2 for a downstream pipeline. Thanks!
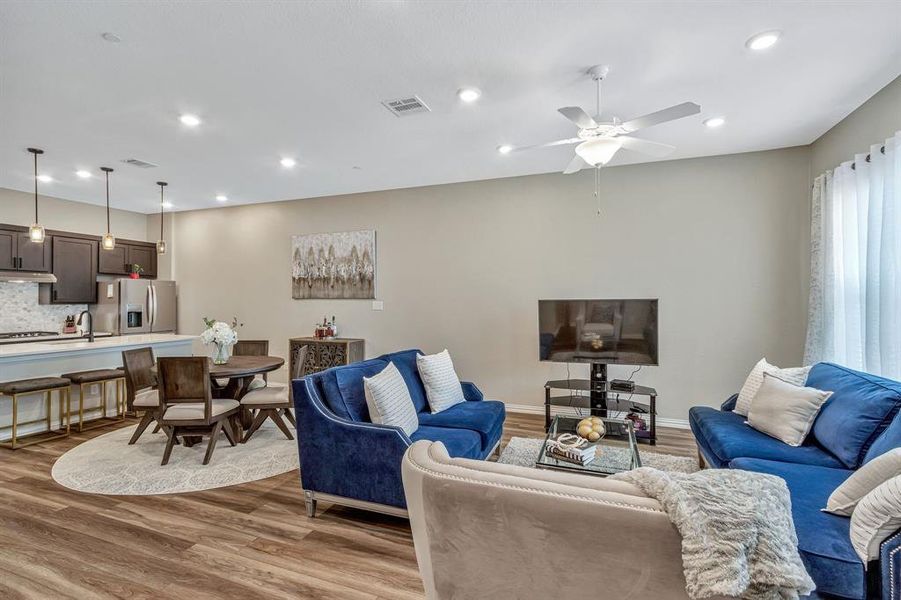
805;131;901;377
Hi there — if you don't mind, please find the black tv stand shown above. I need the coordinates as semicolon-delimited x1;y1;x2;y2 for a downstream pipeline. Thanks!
544;370;658;445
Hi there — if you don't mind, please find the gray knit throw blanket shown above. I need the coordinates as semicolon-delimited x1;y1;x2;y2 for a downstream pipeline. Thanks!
611;467;815;600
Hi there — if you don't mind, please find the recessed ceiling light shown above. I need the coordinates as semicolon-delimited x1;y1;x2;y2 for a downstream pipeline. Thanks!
703;117;726;128
101;32;122;43
75;170;91;179
179;114;201;127
746;30;781;51
457;87;482;103
497;144;513;155
280;157;296;168
215;194;228;202
36;174;53;183
162;201;174;209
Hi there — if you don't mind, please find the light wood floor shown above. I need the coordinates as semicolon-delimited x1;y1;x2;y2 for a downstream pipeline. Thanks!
0;412;697;599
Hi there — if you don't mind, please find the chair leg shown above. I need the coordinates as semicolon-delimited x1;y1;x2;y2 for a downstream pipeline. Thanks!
222;417;237;447
284;407;296;428
304;490;317;518
129;411;155;445
161;427;177;465
270;409;294;440
242;409;269;443
203;420;223;465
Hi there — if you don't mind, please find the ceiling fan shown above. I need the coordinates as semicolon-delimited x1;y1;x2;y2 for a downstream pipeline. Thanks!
509;65;701;174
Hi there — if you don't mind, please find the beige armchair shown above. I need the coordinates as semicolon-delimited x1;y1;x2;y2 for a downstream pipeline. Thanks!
402;441;723;600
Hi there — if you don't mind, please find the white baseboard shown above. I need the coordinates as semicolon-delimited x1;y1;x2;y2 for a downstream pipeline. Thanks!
503;402;690;430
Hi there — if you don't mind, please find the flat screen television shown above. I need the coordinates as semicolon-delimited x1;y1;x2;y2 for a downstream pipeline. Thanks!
539;299;658;365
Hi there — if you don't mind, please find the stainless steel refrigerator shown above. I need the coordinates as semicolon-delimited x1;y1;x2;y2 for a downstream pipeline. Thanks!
93;279;177;335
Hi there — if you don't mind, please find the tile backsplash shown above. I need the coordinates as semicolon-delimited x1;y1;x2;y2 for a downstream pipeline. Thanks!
0;282;86;333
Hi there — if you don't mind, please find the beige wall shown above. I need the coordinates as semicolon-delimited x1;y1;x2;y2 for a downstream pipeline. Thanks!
811;75;901;177
0;187;148;240
172;146;812;421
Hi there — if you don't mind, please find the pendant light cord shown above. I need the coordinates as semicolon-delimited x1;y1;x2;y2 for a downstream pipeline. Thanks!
105;170;110;232
33;150;39;223
160;184;164;239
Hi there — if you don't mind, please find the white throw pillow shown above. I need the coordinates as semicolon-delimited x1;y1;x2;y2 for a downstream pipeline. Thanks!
416;349;466;414
734;358;811;416
746;373;832;446
826;448;901;516
363;362;418;436
850;474;901;562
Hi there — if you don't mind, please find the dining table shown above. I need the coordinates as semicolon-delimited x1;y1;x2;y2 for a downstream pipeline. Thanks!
152;355;285;442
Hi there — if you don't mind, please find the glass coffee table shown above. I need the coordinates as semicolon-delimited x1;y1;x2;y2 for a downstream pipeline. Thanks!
536;415;641;477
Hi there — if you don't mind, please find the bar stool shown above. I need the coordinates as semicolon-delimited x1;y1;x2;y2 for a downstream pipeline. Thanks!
59;369;126;432
0;377;71;449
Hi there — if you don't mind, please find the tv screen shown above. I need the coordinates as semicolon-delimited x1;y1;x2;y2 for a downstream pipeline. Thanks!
539;299;658;365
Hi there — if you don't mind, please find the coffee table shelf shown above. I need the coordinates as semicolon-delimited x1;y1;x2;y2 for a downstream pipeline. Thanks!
536;415;641;477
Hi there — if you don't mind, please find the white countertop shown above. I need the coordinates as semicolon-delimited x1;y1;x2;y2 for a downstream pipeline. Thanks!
0;334;197;359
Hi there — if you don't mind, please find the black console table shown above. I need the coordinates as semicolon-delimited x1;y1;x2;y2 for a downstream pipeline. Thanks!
544;379;657;445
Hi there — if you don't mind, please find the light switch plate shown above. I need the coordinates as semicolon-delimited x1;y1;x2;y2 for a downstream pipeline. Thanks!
106;283;115;299
371;300;384;311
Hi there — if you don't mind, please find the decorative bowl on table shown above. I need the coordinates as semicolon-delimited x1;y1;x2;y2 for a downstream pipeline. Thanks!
576;416;606;442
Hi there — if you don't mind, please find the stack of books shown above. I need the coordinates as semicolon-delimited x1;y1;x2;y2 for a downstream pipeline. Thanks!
545;434;598;466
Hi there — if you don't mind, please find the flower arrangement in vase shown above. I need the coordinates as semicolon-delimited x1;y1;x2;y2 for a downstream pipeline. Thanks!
200;316;242;365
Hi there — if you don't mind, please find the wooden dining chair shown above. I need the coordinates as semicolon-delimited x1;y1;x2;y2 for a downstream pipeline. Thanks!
239;345;306;443
121;347;164;445
233;340;272;386
157;357;240;465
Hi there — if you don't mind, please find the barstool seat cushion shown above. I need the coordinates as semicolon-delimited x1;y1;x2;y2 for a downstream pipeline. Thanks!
134;388;160;408
163;399;239;421
0;377;71;394
60;369;125;384
241;386;289;406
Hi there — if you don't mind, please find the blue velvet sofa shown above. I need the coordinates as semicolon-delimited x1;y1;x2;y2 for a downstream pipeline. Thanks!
690;362;901;600
291;348;505;518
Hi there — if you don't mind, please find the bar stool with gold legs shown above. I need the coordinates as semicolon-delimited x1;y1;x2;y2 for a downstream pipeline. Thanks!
0;377;71;449
59;369;126;432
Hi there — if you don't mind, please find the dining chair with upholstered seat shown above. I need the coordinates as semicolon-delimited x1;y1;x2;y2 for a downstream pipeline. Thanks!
157;357;240;465
121;347;163;445
239;345;306;443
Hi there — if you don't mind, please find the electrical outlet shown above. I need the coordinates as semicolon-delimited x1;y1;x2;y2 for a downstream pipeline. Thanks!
371;300;384;311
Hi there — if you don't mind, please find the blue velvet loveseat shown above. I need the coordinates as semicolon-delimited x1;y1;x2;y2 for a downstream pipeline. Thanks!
291;348;505;518
690;362;901;600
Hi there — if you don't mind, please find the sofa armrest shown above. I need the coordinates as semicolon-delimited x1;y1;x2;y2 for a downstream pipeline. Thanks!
293;378;412;508
460;381;483;402
721;393;739;412
880;528;901;600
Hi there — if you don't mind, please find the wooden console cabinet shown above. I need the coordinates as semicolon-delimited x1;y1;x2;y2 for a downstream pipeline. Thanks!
288;337;365;380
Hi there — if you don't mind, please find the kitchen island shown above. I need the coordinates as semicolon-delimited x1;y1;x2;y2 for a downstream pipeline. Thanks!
0;334;196;443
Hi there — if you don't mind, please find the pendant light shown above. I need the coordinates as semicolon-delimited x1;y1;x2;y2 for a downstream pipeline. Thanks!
100;167;115;250
156;181;167;254
27;148;46;242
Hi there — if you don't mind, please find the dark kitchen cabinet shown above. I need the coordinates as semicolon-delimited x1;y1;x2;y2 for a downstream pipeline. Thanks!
0;227;51;272
16;232;52;272
98;241;157;278
41;236;99;304
0;229;15;270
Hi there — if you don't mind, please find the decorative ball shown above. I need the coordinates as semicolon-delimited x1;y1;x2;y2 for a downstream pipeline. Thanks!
576;417;606;442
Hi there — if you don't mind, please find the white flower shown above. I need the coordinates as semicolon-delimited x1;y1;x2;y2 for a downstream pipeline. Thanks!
200;320;239;346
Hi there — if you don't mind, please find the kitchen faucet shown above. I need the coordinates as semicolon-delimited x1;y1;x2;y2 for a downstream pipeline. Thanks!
77;310;94;343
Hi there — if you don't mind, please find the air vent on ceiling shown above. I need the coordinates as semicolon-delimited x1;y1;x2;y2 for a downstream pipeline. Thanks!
381;95;431;117
121;158;159;168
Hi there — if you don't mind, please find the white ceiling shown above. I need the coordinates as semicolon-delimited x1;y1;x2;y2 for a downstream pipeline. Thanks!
1;1;899;214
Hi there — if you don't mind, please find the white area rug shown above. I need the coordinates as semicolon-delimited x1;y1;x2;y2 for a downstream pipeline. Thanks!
51;422;299;496
499;436;699;474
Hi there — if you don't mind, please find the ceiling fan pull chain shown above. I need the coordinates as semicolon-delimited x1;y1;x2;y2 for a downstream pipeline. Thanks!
595;167;602;216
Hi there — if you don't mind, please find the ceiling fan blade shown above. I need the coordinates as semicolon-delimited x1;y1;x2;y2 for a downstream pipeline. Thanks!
563;154;588;174
618;136;676;158
558;106;598;130
619;102;701;133
510;137;582;153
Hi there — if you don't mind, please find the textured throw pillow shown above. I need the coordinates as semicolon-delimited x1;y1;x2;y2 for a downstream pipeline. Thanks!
363;362;418;436
746;373;832;446
850;474;901;562
826;448;901;516
734;358;811;416
416;349;465;414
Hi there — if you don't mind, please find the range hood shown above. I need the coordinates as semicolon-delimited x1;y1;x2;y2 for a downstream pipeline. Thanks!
0;270;58;284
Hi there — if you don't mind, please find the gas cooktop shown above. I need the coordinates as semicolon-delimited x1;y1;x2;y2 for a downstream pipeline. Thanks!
0;331;58;340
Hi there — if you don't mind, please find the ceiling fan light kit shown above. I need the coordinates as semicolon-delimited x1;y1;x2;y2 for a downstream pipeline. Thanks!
575;137;622;167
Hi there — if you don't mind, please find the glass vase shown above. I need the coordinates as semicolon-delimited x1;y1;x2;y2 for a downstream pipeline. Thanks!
212;342;231;365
